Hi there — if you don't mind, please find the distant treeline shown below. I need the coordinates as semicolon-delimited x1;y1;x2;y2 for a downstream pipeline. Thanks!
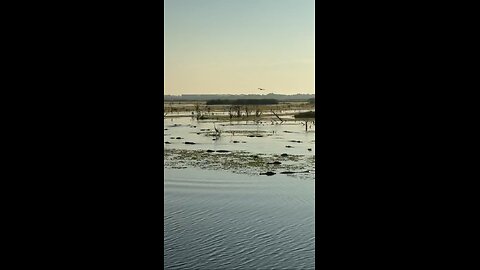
165;93;314;101
294;111;315;118
206;99;279;105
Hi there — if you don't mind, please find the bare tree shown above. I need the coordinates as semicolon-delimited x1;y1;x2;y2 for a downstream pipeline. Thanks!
194;102;203;120
244;106;251;118
235;106;241;118
255;106;262;118
228;106;234;120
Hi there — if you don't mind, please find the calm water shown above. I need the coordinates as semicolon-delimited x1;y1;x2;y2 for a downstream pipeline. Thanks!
164;117;315;157
164;168;315;270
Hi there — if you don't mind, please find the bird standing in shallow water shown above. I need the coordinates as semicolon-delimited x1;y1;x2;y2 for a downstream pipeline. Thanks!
214;123;221;136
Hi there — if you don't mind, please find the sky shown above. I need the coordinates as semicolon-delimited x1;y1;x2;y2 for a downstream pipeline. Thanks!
164;0;315;95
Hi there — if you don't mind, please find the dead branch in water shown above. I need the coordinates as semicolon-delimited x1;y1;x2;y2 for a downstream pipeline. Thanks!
271;110;284;123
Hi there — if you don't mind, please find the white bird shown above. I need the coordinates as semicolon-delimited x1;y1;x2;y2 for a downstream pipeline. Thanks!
214;123;221;135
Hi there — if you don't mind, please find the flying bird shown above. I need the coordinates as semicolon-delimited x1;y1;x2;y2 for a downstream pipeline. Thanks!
258;88;266;91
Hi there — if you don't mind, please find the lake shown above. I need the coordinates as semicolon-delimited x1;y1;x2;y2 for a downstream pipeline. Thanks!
164;168;315;270
164;115;315;269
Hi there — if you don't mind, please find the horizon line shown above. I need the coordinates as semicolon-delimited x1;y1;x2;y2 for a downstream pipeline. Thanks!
164;93;315;96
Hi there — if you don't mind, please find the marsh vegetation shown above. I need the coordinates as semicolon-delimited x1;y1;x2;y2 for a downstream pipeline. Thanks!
164;100;315;179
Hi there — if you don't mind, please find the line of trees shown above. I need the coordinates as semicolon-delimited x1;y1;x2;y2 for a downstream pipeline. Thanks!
294;111;315;118
206;99;279;105
165;94;314;101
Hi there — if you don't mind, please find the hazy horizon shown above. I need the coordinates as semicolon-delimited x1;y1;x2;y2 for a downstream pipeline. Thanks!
164;0;315;96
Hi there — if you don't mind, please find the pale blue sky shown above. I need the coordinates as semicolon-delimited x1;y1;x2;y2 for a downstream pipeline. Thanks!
164;0;315;95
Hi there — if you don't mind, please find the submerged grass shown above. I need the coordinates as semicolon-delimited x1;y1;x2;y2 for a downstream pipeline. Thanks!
164;148;315;179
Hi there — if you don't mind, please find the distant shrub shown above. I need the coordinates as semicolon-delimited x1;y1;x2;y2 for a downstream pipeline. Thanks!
206;99;279;105
294;111;315;118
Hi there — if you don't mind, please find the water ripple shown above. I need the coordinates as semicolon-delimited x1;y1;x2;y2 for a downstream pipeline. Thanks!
165;168;315;270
